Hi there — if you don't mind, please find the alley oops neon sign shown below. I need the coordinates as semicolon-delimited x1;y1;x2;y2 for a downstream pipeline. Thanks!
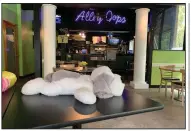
75;10;127;25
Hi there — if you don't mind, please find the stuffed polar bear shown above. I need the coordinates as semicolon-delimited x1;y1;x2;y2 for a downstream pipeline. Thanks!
21;66;125;105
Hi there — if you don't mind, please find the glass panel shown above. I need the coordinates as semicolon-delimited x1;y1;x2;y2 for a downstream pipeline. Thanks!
153;5;185;50
153;34;159;49
161;31;171;50
6;27;16;73
160;7;176;50
155;13;162;29
162;8;174;32
173;5;185;50
153;12;162;49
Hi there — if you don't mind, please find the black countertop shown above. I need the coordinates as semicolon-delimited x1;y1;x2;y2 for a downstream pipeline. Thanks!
2;86;16;118
2;87;164;129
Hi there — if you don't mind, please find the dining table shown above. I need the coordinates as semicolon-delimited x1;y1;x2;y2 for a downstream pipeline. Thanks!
53;66;96;74
162;66;185;72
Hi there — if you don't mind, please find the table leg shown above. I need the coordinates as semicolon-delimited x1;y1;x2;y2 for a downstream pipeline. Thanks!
73;124;82;129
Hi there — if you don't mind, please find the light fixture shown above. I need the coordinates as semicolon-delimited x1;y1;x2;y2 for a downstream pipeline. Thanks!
82;35;86;38
56;15;61;18
67;33;70;37
79;33;82;36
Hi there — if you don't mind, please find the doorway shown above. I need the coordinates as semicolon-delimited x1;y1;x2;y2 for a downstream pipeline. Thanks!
3;20;19;76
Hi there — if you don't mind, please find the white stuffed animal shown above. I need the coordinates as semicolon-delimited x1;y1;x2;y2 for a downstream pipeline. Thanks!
21;66;125;105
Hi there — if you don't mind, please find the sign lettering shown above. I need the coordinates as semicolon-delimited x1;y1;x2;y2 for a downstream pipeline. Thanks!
75;10;127;25
56;17;61;24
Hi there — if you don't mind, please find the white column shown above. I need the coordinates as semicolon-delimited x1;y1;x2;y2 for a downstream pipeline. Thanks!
42;4;57;77
130;8;150;89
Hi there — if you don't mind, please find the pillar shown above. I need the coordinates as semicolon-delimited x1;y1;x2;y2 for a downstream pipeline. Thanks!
130;8;150;89
42;4;57;77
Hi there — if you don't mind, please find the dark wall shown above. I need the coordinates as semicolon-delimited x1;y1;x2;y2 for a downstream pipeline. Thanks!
56;7;136;31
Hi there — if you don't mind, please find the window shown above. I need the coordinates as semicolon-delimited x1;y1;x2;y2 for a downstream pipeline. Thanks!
153;5;185;50
153;12;162;49
174;5;185;50
161;31;171;50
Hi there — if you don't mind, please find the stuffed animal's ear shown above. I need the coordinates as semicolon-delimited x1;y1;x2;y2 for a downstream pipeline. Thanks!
44;73;53;82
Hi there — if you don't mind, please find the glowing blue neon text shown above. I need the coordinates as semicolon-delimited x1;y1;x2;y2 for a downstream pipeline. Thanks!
75;10;127;25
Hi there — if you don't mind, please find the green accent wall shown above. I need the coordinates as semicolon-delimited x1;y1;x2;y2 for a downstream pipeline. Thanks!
2;4;23;76
151;50;185;85
152;50;185;64
2;4;35;76
22;22;34;75
16;4;23;76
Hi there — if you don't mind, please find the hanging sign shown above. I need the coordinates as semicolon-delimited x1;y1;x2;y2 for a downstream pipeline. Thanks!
75;10;127;25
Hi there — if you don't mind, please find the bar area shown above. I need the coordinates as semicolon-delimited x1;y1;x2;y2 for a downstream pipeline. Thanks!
55;8;136;81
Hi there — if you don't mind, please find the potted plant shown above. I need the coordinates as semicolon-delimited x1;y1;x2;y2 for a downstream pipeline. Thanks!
79;61;88;70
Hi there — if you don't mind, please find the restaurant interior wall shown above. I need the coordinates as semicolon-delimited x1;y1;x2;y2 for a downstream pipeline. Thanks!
2;4;23;76
21;10;35;76
151;50;185;86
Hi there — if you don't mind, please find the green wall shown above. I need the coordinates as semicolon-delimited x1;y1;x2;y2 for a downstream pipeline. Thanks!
151;50;185;85
21;22;34;75
2;4;23;76
2;4;34;76
17;4;23;76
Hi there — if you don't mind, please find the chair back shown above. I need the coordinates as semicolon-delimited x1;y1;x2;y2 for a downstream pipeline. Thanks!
159;65;175;79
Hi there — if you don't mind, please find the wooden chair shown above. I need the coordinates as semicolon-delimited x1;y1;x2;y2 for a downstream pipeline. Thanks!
171;69;185;106
159;65;180;97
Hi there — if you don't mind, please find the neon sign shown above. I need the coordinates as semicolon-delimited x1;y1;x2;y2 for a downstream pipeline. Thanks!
56;15;61;24
56;17;61;24
75;10;127;25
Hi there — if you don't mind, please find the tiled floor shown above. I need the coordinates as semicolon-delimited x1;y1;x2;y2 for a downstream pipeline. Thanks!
81;87;185;129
